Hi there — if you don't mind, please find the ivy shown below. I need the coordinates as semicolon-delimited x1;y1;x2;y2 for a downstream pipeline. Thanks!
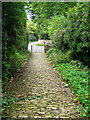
2;2;30;87
55;62;89;117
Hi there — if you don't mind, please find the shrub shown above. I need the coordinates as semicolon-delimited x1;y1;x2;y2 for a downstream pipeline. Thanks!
47;48;72;64
48;3;90;66
63;3;90;65
40;32;50;40
46;48;59;64
48;15;67;40
2;3;30;87
57;50;72;63
55;63;88;117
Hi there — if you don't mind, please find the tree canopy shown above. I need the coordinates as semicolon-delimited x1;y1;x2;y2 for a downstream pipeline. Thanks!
28;2;76;39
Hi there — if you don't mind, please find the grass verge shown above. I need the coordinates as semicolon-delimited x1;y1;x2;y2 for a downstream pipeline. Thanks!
36;44;45;46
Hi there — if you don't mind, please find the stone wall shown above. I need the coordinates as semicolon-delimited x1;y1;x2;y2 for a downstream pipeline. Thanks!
38;40;52;45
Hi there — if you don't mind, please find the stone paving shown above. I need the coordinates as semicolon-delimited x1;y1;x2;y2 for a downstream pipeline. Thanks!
7;53;80;119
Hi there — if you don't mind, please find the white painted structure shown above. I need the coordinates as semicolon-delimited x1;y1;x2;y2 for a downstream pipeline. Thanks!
28;41;44;53
28;40;52;53
38;40;52;45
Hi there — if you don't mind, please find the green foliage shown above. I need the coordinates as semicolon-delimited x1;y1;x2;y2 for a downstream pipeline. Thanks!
29;2;76;39
63;3;90;65
48;3;90;66
26;22;36;34
36;44;45;46
48;15;67;40
56;51;72;63
29;2;76;21
2;47;30;86
2;2;30;87
2;93;43;118
47;48;72;64
55;62;89;117
26;21;38;41
46;48;59;64
2;93;23;118
40;32;49;40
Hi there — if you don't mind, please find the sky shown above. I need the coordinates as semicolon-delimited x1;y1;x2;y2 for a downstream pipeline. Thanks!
25;5;32;21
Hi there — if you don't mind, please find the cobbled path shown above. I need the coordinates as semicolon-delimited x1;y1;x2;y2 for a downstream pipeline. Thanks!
7;53;80;119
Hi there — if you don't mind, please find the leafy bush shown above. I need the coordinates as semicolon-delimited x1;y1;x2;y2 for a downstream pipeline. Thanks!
57;50;72;63
40;32;50;40
63;3;90;65
48;15;67;40
2;3;31;87
47;48;72;64
48;3;90;66
2;49;31;87
55;63;89;117
46;48;60;64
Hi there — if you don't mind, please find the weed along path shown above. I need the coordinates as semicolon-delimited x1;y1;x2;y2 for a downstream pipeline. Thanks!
7;44;80;119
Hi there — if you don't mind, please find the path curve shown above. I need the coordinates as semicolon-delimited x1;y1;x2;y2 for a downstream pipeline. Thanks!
7;53;80;119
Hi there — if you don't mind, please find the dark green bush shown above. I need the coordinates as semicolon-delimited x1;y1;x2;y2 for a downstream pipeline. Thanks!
63;3;90;66
48;3;90;66
47;48;72;64
2;3;30;87
40;32;50;40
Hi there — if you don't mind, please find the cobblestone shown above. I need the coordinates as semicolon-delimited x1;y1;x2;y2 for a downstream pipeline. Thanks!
7;53;80;118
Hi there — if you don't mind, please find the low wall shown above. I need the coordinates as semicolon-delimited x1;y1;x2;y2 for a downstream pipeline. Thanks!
38;40;52;45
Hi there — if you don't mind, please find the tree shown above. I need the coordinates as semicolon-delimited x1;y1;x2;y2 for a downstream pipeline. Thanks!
28;2;76;39
47;2;90;66
2;2;28;86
